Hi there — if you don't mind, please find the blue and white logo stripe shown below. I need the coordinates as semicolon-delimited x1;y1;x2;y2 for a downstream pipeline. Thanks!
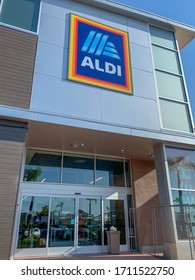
81;31;120;60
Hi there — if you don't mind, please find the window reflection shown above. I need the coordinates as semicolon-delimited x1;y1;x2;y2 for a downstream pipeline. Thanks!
17;196;49;248
166;147;195;190
0;0;41;32
96;158;125;187
23;150;129;187
171;196;195;240
24;150;61;183
78;198;101;246
166;147;195;240
150;26;176;50
17;196;127;250
49;197;75;247
62;155;94;185
104;199;126;244
172;190;195;205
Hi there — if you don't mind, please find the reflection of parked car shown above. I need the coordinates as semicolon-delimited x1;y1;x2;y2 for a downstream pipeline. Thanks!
40;229;47;239
78;228;88;239
50;226;73;241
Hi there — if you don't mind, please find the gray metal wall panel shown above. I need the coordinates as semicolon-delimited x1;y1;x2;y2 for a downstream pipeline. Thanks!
0;26;37;109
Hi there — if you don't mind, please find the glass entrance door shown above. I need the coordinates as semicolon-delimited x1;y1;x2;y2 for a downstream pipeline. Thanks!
16;195;128;256
49;197;75;248
48;196;102;249
78;198;101;246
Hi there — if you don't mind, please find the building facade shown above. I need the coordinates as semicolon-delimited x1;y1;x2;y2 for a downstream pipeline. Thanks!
0;0;195;260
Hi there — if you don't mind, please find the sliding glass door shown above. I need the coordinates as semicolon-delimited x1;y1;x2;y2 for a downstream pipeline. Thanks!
16;195;127;256
49;197;75;248
78;198;102;246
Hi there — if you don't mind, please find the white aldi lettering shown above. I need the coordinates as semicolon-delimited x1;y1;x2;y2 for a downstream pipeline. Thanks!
81;56;122;76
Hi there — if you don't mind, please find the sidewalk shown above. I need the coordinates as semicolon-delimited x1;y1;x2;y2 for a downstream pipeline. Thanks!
17;252;163;260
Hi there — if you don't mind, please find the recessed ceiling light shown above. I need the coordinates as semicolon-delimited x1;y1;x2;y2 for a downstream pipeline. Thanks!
71;143;84;148
148;153;154;157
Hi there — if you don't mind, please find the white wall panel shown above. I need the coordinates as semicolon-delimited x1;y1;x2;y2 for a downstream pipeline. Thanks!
100;10;128;31
128;19;150;47
39;13;68;48
70;1;101;20
130;43;153;72
35;41;66;78
102;91;160;130
31;73;102;121
41;0;70;21
132;68;157;100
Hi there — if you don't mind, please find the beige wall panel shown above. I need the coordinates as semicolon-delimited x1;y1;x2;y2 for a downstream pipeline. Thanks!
131;159;163;249
0;120;26;259
0;26;37;109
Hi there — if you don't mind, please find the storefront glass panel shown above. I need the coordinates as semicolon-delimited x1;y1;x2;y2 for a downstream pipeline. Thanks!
166;147;195;190
23;150;130;188
17;196;49;248
62;155;94;185
78;198;101;246
166;147;195;240
96;158;125;187
172;190;195;205
104;199;126;244
49;197;75;247
24;150;62;183
16;194;128;255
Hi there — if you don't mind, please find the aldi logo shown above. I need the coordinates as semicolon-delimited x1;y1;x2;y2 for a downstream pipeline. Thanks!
68;14;133;94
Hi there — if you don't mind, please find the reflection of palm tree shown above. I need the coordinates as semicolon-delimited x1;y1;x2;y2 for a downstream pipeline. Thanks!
24;167;41;181
168;156;195;204
41;205;49;215
56;202;64;214
87;199;97;216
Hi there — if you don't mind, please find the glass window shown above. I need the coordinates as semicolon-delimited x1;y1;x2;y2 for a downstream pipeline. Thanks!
152;45;181;74
127;195;136;250
0;0;40;32
156;71;186;102
150;26;176;50
17;196;49;248
24;150;62;183
125;160;131;187
23;149;130;187
172;190;195;205
171;203;195;240
78;198;102;246
96;158;125;187
104;199;126;244
160;99;192;132
166;147;195;190
49;197;75;247
62;154;94;185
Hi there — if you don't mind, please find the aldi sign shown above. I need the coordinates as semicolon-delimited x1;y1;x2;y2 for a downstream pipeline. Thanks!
68;14;133;94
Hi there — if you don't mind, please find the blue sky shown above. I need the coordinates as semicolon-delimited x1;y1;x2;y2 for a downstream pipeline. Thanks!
115;0;195;122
